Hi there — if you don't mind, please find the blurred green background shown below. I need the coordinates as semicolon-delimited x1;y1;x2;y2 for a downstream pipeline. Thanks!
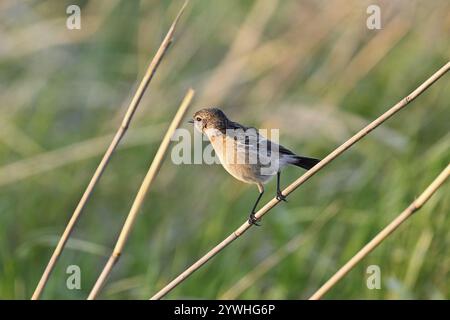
0;0;449;299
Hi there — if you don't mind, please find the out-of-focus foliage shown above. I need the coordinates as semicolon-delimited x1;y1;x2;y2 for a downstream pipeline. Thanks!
0;0;448;299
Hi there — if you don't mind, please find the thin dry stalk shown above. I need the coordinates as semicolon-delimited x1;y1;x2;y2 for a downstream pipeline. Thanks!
150;62;449;300
0;123;166;187
87;88;195;300
220;205;339;299
309;163;450;300
31;0;188;300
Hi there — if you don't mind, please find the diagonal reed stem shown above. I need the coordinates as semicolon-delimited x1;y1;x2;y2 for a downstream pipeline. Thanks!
150;61;449;300
31;0;189;300
309;163;449;300
87;88;195;300
220;205;339;299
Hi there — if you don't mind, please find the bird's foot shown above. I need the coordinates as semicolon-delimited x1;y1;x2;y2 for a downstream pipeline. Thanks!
248;213;261;226
276;191;287;202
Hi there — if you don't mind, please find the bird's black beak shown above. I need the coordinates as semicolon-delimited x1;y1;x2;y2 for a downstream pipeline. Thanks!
187;119;194;124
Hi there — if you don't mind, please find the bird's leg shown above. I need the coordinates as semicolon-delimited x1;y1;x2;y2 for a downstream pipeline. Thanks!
276;171;287;202
248;185;264;226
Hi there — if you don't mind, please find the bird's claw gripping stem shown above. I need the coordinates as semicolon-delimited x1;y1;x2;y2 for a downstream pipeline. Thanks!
248;213;261;226
276;192;287;202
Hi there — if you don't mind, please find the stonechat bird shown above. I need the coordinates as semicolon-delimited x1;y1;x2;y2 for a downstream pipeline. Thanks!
189;108;320;226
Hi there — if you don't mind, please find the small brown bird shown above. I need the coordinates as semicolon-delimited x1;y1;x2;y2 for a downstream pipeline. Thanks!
189;108;320;225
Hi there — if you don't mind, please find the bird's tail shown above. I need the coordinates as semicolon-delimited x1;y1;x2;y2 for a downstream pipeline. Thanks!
290;156;321;170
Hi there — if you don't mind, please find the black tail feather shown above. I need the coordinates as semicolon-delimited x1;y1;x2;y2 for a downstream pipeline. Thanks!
291;156;320;170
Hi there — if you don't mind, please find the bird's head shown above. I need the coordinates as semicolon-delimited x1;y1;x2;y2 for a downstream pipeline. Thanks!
189;107;229;134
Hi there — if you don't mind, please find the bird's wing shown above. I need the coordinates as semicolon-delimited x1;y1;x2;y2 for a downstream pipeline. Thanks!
234;129;296;157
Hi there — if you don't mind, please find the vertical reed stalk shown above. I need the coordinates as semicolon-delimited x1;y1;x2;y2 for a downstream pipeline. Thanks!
87;88;194;300
31;0;188;300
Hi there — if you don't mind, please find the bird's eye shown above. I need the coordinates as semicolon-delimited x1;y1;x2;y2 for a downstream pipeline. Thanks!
196;117;202;122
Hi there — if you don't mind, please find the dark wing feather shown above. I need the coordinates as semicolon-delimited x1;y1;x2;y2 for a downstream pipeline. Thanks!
226;122;321;170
